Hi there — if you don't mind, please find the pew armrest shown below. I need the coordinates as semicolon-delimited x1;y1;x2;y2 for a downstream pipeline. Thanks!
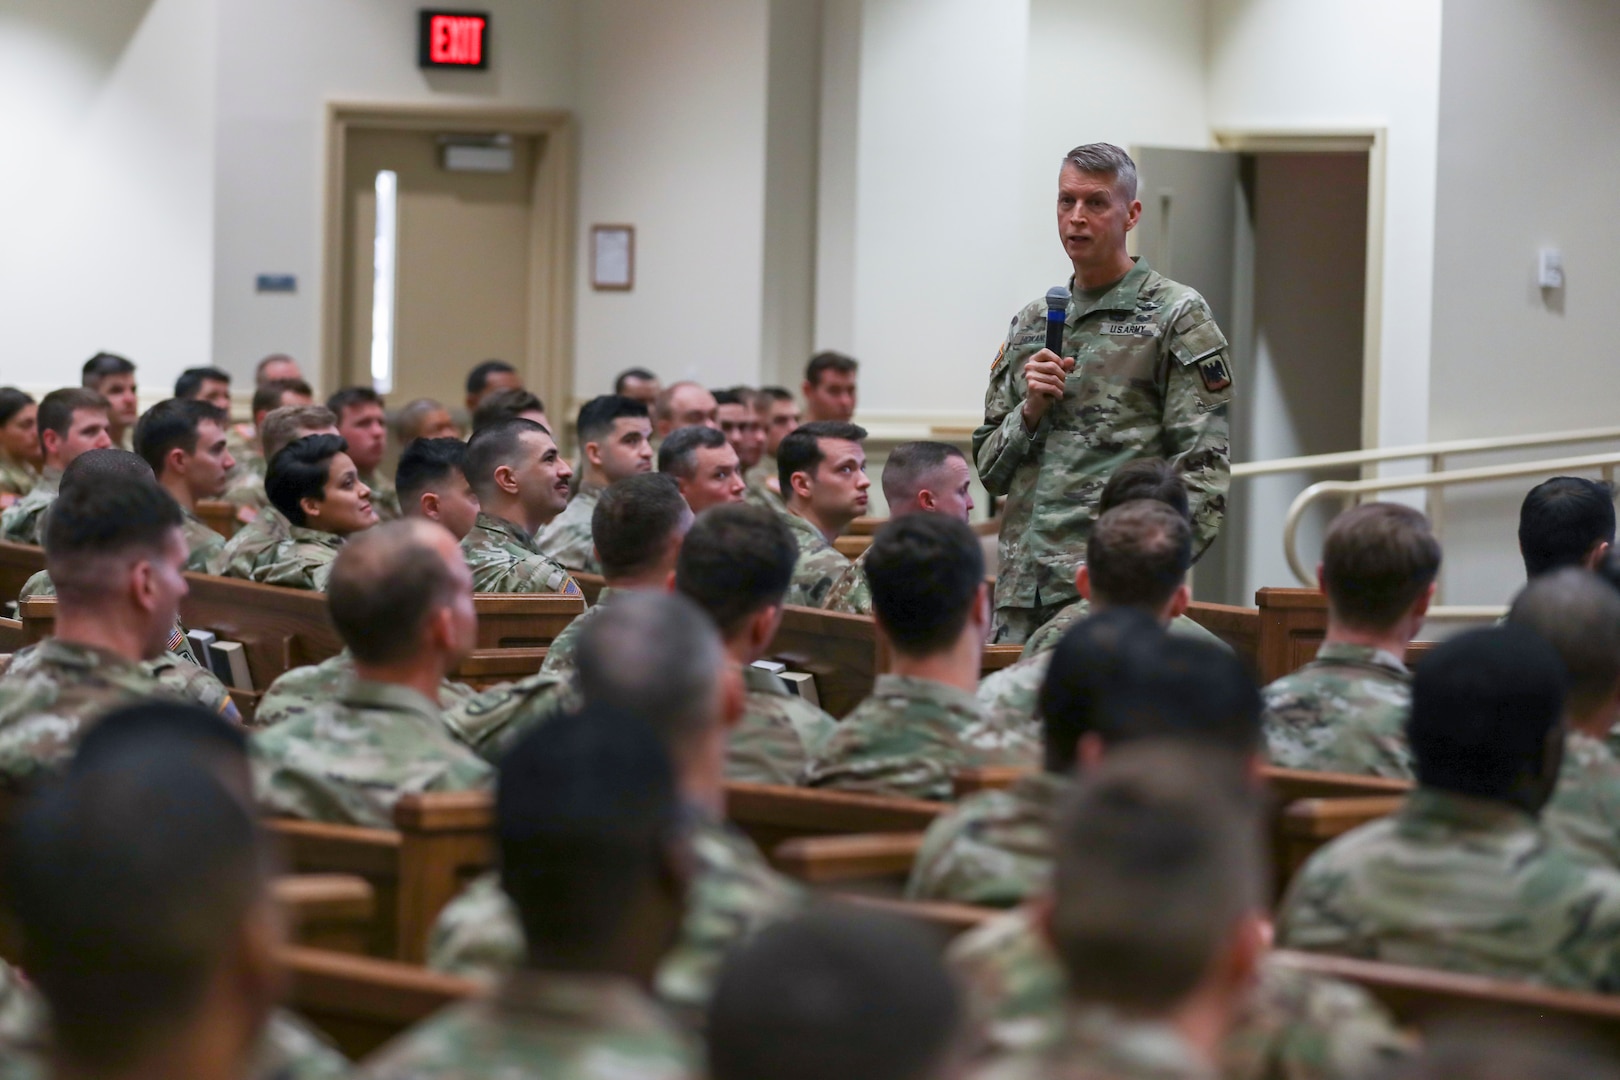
772;832;925;883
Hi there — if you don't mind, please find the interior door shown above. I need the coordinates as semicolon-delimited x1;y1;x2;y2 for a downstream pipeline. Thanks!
342;129;538;414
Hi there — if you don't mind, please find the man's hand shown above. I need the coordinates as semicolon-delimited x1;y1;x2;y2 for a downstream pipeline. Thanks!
1020;349;1075;430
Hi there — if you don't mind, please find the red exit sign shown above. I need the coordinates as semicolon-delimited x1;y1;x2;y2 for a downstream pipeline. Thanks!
418;10;489;69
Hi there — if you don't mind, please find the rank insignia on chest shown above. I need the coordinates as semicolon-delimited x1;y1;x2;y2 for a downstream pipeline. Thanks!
1198;355;1233;392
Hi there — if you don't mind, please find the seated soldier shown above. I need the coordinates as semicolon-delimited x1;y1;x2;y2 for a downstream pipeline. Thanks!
614;366;662;408
329;386;400;521
393;397;459;445
134;398;237;571
652;381;719;442
252;520;492;826
540;473;691;679
8;741;282;1080
975;745;1267;1080
537;394;654;573
363;704;700;1080
82;352;139;451
715;387;767;500
1508;569;1620;869
0;388;42;503
1519;475;1614;582
460;418;581;595
659;425;746;515
464;359;523;415
708;910;964;1080
209;404;338;578
221;378;315;515
824;440;975;615
428;593;803;1018
676;504;837;784
753;386;800;492
942;622;1410;1075
252;434;378;590
396;436;480;541
777;420;869;606
1262;502;1439;775
980;499;1198;740
805;515;1036;799
1278;625;1620;991
0;387;113;545
255;353;303;387
1019;460;1230;659
471;387;548;434
0;477;193;784
174;365;233;411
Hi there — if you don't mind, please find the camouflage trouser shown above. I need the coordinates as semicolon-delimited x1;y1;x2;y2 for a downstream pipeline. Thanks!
991;601;1071;646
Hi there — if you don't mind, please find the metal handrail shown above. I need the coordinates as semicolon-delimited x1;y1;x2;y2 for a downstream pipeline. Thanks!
1232;424;1620;478
1282;451;1620;587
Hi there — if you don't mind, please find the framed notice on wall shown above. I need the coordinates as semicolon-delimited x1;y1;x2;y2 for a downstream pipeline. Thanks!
591;225;634;291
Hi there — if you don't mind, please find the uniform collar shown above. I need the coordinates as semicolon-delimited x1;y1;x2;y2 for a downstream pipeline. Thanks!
494;970;676;1034
35;637;145;676
287;525;346;549
872;672;983;716
36;467;62;492
1066;256;1154;324
1059;1005;1214;1079
475;511;539;552
339;678;443;723
1401;788;1537;833
1311;641;1410;678
783;507;830;548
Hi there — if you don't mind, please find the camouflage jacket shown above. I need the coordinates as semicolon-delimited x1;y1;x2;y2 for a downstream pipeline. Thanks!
359;471;401;523
255;651;475;731
223;440;268;516
951;907;1411;1080
743;475;790;519
1262;644;1412;778
534;482;602;575
907;771;1066;906
1277;787;1620;991
1542;729;1620;872
462;512;582;597
539;586;616;679
357;972;698;1080
782;509;849;608
804;673;1039;800
210;503;293;579
725;663;839;785
181;505;226;572
0;470;58;546
428;814;803;1015
442;669;576;763
0;639;179;786
976;653;1050;746
251;678;493;828
974;1008;1213;1080
973;259;1231;612
821;547;872;616
0;456;38;500
253;525;346;591
1022;600;1232;660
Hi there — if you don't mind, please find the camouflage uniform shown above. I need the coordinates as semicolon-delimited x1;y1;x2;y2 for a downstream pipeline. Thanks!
1277;787;1620;991
1545;730;1620;871
180;506;225;573
429;814;804;1015
0;638;179;786
255;651;474;731
253;525;346;591
821;547;872;616
0;469;59;546
461;512;582;597
782;509;849;608
251;678;493;828
1262;644;1411;778
361;471;402;523
442;669;576;763
906;771;1067;906
357;972;698;1080
223;437;269;517
1022;600;1231;660
973;259;1232;644
976;653;1050;746
0;456;38;501
951;907;1412;1079
804;673;1039;800
539;586;616;679
534;482;602;575
974;1008;1213;1080
726;663;839;785
743;475;790;520
209;503;294;579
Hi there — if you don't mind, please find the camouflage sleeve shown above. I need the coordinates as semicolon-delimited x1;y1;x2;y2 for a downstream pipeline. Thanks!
254;552;323;592
1160;298;1232;556
483;555;581;597
184;531;225;574
821;559;873;616
426;870;524;983
443;672;575;762
973;321;1047;498
250;1009;353;1080
146;654;242;725
1228;960;1414;1080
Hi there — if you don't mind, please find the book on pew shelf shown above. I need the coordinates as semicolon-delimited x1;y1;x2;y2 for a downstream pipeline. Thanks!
751;660;787;676
208;641;254;692
186;629;219;675
778;671;820;709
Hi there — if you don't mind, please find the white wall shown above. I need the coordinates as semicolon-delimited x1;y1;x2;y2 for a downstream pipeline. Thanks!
0;0;217;394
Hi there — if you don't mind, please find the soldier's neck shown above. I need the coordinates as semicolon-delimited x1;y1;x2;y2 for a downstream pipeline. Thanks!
886;632;982;695
55;609;151;666
54;1006;251;1080
788;501;846;543
1071;249;1134;291
1323;618;1414;660
484;495;542;537
158;472;197;513
353;657;444;705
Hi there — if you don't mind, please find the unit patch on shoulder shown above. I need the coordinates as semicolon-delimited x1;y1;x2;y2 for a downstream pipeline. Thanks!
1198;355;1233;393
991;342;1007;371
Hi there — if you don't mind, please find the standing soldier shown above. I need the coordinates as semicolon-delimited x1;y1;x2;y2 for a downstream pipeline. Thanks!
975;143;1232;644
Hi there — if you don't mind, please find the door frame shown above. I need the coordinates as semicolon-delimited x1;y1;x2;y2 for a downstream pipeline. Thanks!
1212;127;1386;460
321;104;576;429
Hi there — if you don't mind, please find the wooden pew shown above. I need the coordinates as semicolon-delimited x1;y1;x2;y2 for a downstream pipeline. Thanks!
1255;587;1439;684
448;647;547;688
280;945;478;1060
471;594;584;649
0;618;22;654
836;894;996;940
275;874;377;955
1277;795;1406;883
269;818;403;958
180;574;342;692
1273;949;1620;1054
723;780;945;857
1186;599;1261;672
772;832;925;885
834;534;871;559
195;498;241;540
1263;766;1412;805
0;541;44;603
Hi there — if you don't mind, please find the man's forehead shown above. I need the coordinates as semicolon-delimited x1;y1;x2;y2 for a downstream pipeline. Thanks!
1060;166;1125;198
519;429;557;456
71;408;109;427
344;403;385;422
612;416;651;437
817;438;864;465
698;443;739;467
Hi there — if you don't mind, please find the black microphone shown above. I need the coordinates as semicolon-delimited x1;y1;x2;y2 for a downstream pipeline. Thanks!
1044;285;1070;355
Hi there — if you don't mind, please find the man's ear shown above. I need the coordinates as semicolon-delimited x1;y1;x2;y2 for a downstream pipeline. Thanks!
1588;540;1613;570
1411;580;1437;621
493;463;519;497
663;569;678;593
1221;911;1269;997
1076;732;1107;771
789;470;813;502
419;491;441;521
1315;562;1328;595
128;558;158;613
231;898;287;1039
166;446;190;478
584;440;605;470
917;489;938;512
39;430;60;460
972;581;992;636
427;604;455;653
1166;582;1191;621
751;603;783;656
1076;564;1093;601
719;662;746;732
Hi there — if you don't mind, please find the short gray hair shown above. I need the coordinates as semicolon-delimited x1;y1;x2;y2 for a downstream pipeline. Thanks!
1062;143;1138;202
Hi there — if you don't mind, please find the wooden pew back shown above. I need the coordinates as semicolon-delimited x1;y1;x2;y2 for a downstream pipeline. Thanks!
472;594;584;649
281;945;477;1060
1277;795;1406;882
0;542;44;604
1255;587;1437;683
181;574;341;691
195;499;241;540
723;780;944;856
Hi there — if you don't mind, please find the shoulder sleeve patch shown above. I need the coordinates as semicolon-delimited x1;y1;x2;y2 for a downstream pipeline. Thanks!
1168;314;1230;368
991;341;1007;372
